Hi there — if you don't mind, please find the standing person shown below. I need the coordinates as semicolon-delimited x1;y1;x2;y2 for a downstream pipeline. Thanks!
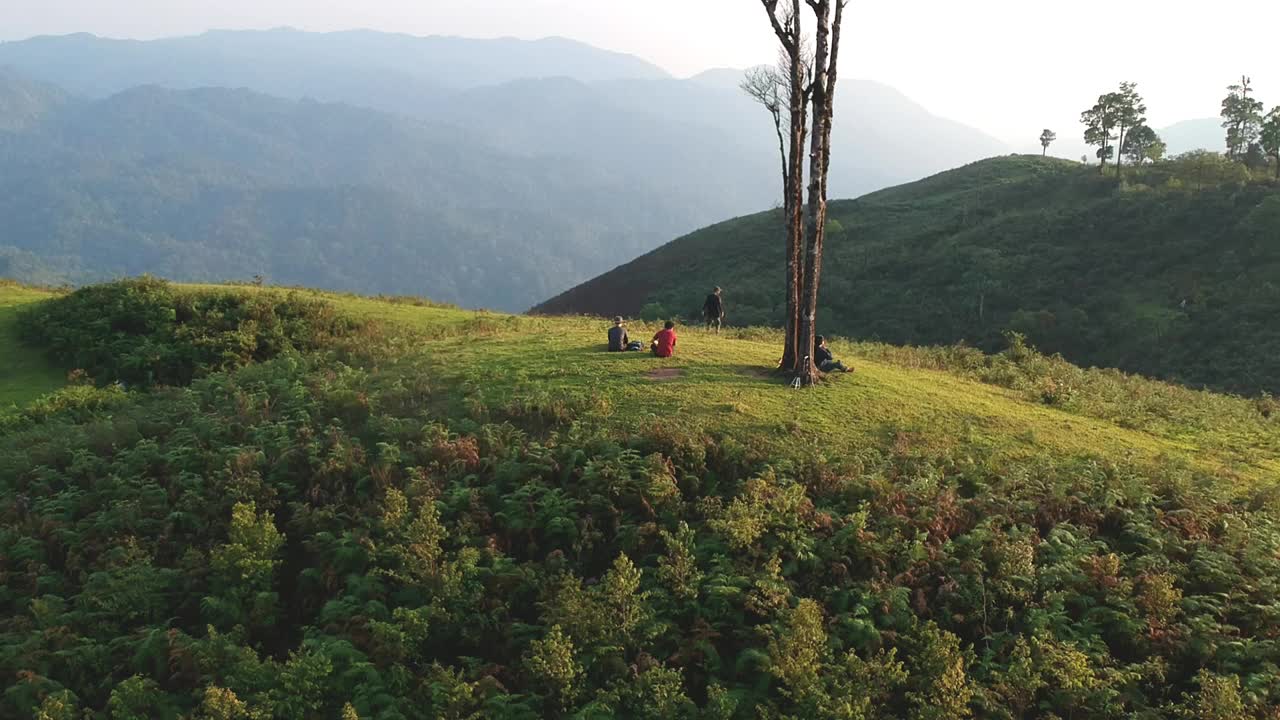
651;321;678;357
607;317;630;352
703;287;725;333
814;335;854;373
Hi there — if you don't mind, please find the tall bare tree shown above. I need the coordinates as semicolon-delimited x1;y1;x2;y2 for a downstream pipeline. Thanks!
759;0;848;385
759;0;809;373
741;62;789;210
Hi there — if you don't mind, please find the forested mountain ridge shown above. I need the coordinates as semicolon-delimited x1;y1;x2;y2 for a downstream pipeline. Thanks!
0;31;1009;201
535;155;1280;395
0;31;1010;310
0;79;757;310
0;29;672;98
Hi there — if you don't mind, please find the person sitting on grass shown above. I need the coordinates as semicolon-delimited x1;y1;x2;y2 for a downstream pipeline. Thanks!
651;321;678;357
608;316;630;352
815;335;853;373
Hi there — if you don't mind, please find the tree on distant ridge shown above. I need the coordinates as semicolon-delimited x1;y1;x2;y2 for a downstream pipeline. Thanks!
1039;129;1057;156
1111;82;1147;180
1081;94;1119;175
1222;76;1264;160
1262;107;1280;180
1123;125;1165;166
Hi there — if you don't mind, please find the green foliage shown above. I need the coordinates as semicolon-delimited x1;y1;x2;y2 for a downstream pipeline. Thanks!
1184;670;1246;720
904;622;973;720
3;284;1280;719
1261;107;1280;179
1222;76;1265;159
639;302;669;322
526;625;582;704
18;277;367;388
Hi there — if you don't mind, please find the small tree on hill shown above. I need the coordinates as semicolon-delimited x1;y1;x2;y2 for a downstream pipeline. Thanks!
1222;76;1263;160
1039;129;1057;156
1262;107;1280;180
1112;82;1147;180
758;0;850;386
1123;125;1165;166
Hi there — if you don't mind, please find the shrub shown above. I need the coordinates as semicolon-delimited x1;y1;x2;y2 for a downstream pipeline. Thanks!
19;277;367;387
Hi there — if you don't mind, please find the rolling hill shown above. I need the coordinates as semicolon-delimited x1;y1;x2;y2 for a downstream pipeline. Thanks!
535;155;1280;395
2;278;1279;717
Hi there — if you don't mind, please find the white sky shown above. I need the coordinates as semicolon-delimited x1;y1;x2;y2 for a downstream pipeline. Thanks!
3;0;1275;152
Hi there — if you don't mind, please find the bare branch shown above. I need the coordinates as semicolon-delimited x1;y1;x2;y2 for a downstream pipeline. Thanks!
760;0;795;51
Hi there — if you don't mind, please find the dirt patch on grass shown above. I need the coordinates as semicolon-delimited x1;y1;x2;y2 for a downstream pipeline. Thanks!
645;368;685;381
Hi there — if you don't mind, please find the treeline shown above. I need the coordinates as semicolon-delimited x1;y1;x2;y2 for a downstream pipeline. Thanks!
1040;76;1280;180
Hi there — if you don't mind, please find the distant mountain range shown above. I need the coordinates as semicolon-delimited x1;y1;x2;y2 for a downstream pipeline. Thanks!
1;29;1015;308
1159;118;1226;155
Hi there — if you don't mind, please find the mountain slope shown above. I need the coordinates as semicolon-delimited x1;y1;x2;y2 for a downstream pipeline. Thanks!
0;83;740;310
3;279;1280;717
0;67;71;131
535;155;1280;395
1160;117;1224;155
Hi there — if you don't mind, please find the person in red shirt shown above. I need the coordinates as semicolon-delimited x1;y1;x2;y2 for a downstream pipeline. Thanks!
651;321;677;357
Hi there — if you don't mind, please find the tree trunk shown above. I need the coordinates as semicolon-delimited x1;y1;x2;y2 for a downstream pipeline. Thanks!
1115;124;1126;180
1042;146;1046;156
762;0;844;384
794;0;834;386
765;0;807;372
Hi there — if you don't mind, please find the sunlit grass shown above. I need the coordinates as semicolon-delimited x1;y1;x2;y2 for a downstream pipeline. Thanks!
0;282;64;408
8;280;1278;483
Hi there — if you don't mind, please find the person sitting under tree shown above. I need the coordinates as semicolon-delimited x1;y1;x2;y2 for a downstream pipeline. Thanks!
815;335;853;373
651;321;678;357
703;287;724;333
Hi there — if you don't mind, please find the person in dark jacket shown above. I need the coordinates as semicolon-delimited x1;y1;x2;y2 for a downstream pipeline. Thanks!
608;317;630;352
814;335;853;373
703;287;724;333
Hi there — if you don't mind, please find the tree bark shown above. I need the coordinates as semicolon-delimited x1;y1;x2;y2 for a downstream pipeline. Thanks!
1115;123;1127;180
762;0;845;384
762;0;807;371
794;0;834;386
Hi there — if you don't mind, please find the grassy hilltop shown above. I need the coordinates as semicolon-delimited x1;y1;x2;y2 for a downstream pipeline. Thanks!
3;279;1280;718
535;155;1280;396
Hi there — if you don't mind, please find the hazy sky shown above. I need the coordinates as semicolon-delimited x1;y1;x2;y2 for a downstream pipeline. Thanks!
3;0;1276;152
